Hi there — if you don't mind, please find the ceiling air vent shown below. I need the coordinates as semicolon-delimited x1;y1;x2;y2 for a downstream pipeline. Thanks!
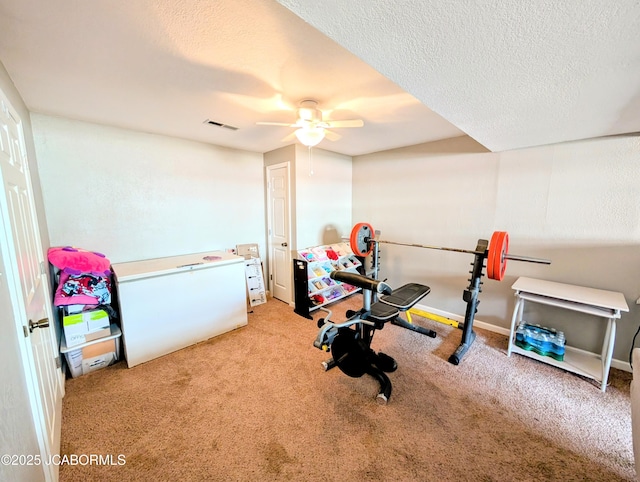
203;119;238;131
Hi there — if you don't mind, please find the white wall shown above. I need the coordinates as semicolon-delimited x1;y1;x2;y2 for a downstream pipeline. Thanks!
263;144;352;251
294;144;352;249
31;115;266;264
353;135;640;362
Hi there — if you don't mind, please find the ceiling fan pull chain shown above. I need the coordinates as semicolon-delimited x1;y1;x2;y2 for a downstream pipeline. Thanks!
308;145;314;176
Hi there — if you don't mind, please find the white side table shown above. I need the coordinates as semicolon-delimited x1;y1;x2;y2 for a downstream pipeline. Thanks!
508;277;629;392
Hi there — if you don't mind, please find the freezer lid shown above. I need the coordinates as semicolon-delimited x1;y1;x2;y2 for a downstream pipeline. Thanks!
111;251;244;282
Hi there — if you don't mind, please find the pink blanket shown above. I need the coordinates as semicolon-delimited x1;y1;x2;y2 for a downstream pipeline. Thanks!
47;246;111;276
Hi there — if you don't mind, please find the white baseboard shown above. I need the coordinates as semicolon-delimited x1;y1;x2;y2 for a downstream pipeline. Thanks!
412;303;632;373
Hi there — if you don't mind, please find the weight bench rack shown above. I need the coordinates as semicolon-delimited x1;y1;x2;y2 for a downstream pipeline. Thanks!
313;271;433;404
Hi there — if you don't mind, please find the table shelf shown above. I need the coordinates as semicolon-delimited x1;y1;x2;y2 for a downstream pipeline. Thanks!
509;344;603;382
508;277;628;393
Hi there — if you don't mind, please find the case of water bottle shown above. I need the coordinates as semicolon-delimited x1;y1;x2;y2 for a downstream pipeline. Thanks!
515;322;566;361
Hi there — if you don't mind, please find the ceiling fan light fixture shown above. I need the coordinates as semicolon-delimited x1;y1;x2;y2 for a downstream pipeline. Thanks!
295;126;325;147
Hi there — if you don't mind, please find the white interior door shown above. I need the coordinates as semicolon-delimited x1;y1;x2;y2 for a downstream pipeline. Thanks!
0;90;62;481
267;163;291;303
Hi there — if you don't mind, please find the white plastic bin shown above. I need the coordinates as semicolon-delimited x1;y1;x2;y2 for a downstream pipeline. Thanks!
59;324;122;378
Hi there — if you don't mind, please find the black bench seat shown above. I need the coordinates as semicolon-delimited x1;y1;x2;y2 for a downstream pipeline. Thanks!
369;283;431;322
380;283;431;310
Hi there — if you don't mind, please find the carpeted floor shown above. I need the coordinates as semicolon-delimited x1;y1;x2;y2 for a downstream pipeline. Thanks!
59;295;635;481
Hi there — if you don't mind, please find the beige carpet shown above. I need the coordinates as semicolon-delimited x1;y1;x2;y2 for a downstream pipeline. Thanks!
59;295;635;481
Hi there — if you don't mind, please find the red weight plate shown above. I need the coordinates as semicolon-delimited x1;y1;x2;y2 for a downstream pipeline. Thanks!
349;223;374;257
487;232;499;280
491;232;506;281
498;232;509;280
488;231;509;281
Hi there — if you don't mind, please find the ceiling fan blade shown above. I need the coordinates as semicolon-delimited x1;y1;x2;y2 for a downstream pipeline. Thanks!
281;131;298;142
324;130;342;141
256;121;297;127
324;119;364;128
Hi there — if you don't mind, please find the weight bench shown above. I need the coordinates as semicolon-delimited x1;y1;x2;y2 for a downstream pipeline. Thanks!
313;271;433;404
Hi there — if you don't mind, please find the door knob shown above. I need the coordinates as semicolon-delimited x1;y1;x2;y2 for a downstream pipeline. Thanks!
29;317;49;333
281;242;288;247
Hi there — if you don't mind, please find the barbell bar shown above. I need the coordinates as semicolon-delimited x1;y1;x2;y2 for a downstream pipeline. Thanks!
349;222;550;281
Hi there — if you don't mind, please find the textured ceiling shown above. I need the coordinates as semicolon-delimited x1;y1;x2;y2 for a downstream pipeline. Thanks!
0;0;463;156
0;1;638;156
278;0;640;152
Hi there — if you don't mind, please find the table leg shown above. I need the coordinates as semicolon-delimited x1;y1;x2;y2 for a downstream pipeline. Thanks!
508;296;523;356
600;318;616;392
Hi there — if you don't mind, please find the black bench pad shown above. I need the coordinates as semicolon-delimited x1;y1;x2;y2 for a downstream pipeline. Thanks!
370;302;400;321
379;283;431;311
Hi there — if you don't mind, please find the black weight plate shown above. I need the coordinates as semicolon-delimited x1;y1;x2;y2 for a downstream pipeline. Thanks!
331;328;368;378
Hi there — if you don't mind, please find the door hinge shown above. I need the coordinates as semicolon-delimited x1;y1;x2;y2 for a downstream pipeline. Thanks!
22;325;29;338
55;356;61;369
270;274;273;280
40;261;46;275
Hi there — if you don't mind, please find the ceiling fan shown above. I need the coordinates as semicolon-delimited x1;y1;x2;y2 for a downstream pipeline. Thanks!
257;99;364;147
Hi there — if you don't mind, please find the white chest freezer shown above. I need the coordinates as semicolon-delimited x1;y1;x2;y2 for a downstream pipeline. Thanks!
112;251;247;367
